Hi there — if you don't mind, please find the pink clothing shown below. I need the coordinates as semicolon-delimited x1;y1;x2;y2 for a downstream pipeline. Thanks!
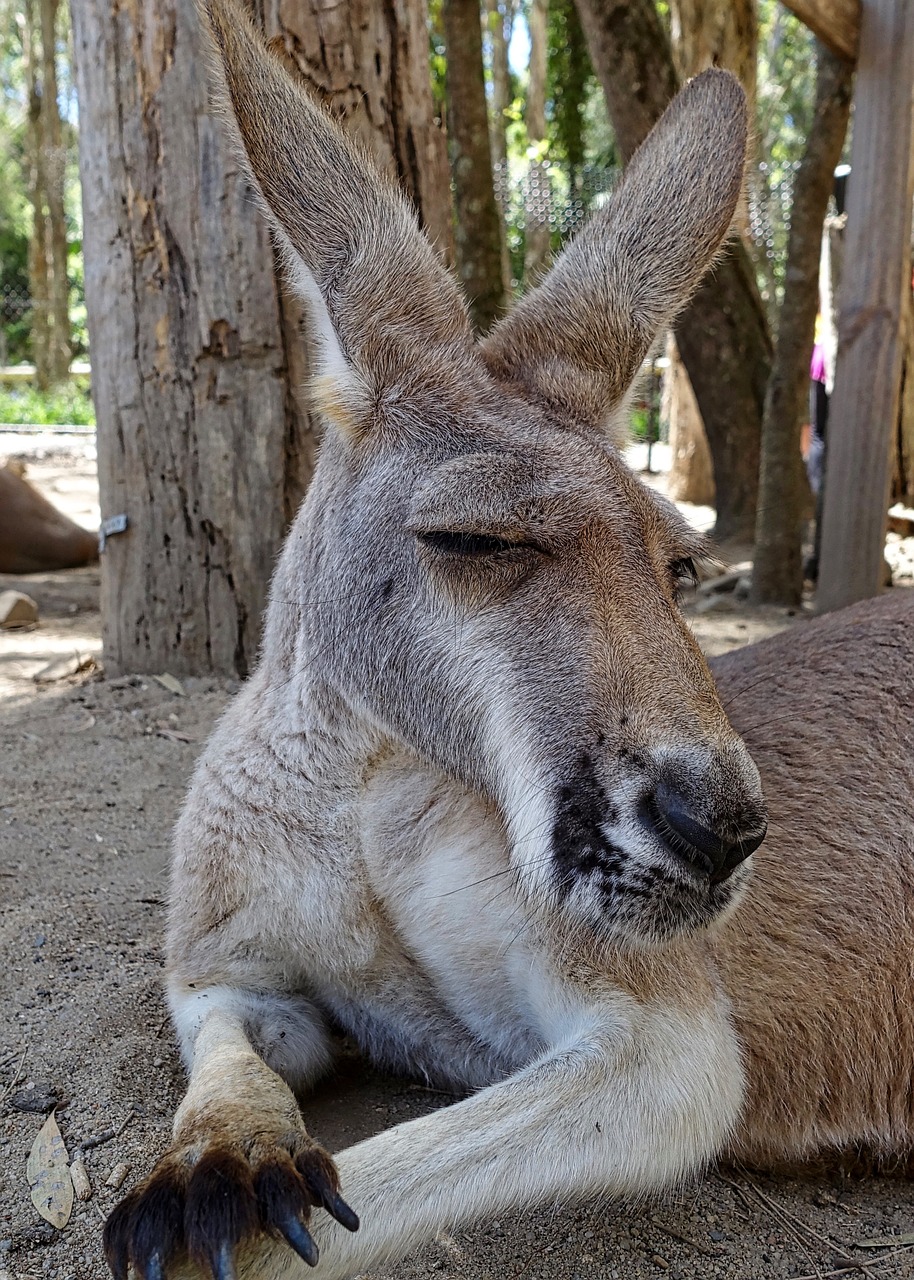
810;342;827;384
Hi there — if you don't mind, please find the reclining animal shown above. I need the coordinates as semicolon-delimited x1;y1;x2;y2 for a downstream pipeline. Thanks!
104;4;914;1277
0;463;98;574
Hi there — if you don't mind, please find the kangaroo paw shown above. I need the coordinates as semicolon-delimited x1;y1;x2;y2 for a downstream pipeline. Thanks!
103;1134;358;1280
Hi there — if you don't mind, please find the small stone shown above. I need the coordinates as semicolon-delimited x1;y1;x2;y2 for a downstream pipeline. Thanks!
0;590;38;629
9;1082;60;1113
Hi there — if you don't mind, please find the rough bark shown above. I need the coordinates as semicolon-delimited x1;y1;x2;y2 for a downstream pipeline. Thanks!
817;0;914;613
576;0;773;542
663;336;715;506
666;0;758;506
265;0;454;266
484;0;513;292
443;0;508;331
22;0;71;388
39;0;70;382
780;0;860;62
23;0;51;390
751;43;853;605
669;0;757;103
71;0;449;676
523;0;551;286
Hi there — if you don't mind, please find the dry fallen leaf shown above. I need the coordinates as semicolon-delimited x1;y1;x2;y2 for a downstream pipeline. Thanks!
26;1111;73;1229
153;673;186;697
32;653;96;684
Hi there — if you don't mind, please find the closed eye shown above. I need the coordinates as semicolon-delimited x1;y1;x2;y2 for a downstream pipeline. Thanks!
417;531;537;557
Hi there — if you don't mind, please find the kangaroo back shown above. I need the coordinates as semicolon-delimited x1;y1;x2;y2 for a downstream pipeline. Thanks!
711;590;914;1163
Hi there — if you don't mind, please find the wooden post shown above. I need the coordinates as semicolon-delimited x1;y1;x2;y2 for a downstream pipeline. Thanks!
72;0;451;677
815;0;914;615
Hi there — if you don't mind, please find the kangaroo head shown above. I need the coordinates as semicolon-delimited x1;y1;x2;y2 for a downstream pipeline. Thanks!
203;0;767;948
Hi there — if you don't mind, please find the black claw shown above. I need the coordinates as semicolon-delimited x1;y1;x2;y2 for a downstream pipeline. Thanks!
211;1240;237;1280
102;1191;137;1280
326;1193;360;1233
126;1171;186;1280
185;1150;257;1279
279;1215;320;1267
143;1251;166;1280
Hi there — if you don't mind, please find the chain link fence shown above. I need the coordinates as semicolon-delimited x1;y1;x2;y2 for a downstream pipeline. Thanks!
497;159;796;312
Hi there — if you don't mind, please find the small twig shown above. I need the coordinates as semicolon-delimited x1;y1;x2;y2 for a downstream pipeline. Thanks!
510;1247;539;1278
74;1110;135;1158
648;1217;724;1258
0;1036;30;1105
790;1242;914;1280
720;1174;824;1278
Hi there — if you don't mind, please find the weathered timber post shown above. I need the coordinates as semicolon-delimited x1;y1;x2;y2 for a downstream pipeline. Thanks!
816;0;914;613
71;0;451;677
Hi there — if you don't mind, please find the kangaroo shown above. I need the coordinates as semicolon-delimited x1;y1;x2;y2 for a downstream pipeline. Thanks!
104;3;914;1278
0;462;98;573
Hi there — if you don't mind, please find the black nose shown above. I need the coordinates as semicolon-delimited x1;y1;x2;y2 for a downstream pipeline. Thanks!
646;781;766;883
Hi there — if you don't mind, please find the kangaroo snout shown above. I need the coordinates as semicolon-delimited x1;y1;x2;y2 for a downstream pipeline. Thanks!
644;775;767;884
546;734;767;944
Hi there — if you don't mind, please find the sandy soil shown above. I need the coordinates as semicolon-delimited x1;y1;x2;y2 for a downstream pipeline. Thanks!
2;449;913;1280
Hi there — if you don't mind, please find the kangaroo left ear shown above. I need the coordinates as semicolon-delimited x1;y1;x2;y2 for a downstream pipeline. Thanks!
480;69;747;440
198;0;474;440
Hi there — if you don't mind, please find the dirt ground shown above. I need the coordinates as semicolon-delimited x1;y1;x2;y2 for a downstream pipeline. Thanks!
2;448;913;1280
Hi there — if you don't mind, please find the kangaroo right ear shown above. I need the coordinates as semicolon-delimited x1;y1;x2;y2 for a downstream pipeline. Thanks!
480;70;748;442
199;0;472;436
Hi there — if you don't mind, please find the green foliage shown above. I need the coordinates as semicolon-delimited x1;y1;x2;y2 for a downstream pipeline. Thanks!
545;0;588;180
0;0;85;365
0;379;95;425
757;0;817;180
753;0;818;313
427;0;447;116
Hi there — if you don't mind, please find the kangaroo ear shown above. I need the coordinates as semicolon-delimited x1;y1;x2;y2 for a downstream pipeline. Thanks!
199;0;472;434
480;69;747;440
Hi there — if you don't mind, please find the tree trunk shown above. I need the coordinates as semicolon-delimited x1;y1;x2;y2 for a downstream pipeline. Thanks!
39;0;70;383
72;0;449;676
266;0;454;265
443;0;508;331
23;0;51;390
779;0;860;62
751;43;853;605
666;0;757;508
523;0;551;286
484;0;513;291
669;0;757;102
816;0;914;613
663;335;715;506
575;0;772;542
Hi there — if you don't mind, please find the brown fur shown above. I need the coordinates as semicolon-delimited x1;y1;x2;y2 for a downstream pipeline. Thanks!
0;464;98;573
712;591;914;1164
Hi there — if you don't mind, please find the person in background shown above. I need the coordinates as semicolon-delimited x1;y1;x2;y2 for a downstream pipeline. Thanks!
804;316;829;582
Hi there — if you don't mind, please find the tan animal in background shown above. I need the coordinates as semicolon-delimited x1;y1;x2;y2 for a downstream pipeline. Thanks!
0;462;98;573
104;3;914;1278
